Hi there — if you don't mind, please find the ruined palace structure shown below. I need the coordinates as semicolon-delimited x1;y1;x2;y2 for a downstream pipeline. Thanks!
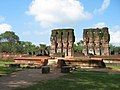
83;27;110;56
50;29;75;57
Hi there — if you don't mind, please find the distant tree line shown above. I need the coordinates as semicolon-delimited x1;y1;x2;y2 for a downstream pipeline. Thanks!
0;31;119;55
0;31;50;55
109;44;120;55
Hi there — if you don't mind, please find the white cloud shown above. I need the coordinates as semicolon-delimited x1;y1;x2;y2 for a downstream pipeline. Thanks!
27;0;92;27
33;41;50;46
94;0;110;14
85;22;107;29
109;25;120;46
93;22;107;28
93;22;120;46
0;23;13;34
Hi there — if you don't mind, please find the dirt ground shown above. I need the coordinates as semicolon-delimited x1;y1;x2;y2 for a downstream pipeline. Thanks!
0;68;64;90
0;68;120;90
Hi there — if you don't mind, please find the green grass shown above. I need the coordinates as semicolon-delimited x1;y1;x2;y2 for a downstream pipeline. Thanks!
107;65;120;70
0;59;18;75
0;66;17;74
16;69;120;90
0;60;13;67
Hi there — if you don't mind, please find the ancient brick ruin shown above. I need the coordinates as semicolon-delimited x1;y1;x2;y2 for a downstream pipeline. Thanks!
50;29;75;57
83;27;110;56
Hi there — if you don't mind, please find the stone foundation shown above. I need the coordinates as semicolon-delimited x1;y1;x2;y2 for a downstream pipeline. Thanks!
64;59;106;68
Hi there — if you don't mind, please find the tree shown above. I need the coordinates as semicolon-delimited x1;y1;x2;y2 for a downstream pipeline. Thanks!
19;41;37;54
77;40;83;46
0;31;19;43
0;31;51;55
0;42;11;53
74;40;84;53
0;31;20;53
109;44;120;55
35;44;50;56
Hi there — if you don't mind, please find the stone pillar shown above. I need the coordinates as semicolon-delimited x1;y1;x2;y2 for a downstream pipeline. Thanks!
50;29;75;57
83;27;110;56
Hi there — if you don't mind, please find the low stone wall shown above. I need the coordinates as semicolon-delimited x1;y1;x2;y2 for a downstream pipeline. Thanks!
91;55;120;67
103;59;120;67
56;58;106;68
65;59;106;68
14;56;49;66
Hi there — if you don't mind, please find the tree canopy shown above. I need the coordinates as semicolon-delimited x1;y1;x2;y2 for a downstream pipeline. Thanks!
109;44;120;55
74;40;84;53
0;31;19;43
0;31;50;55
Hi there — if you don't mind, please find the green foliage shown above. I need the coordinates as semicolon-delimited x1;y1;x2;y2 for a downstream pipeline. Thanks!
39;44;47;50
74;40;84;53
0;67;16;75
109;44;120;54
36;44;50;55
0;60;16;74
0;31;50;55
0;41;37;54
106;64;120;70
0;31;19;43
20;41;37;54
0;31;20;53
0;30;50;55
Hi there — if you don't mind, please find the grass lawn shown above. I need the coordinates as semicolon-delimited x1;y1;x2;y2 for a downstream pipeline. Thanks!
16;69;120;90
107;64;120;70
0;59;18;75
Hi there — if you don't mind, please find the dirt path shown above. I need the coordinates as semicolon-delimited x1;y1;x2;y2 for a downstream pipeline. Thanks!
0;69;64;90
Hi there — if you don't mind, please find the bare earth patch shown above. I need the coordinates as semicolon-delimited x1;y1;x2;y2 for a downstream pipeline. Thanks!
0;68;120;90
0;69;64;90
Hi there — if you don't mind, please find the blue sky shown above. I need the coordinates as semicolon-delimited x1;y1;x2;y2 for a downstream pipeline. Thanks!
0;0;120;46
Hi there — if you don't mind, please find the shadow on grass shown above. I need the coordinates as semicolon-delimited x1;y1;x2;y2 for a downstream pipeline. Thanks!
0;67;18;75
0;60;20;75
16;69;120;90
